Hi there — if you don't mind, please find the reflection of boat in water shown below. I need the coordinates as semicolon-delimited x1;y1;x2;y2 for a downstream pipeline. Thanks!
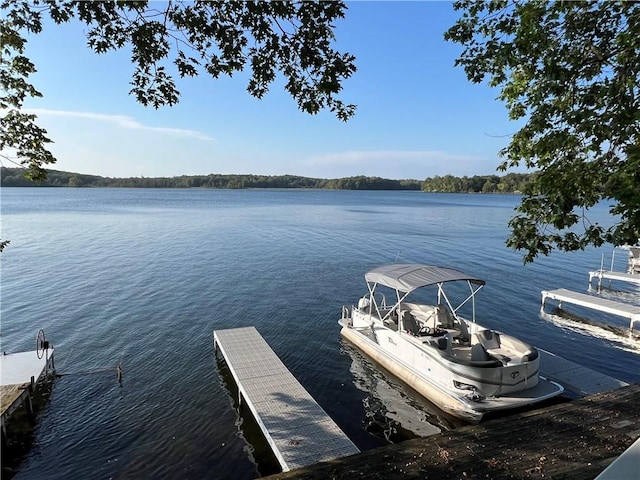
340;264;564;422
341;342;464;441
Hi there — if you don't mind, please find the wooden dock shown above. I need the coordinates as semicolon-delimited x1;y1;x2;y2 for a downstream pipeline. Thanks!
589;269;640;288
541;288;640;332
267;383;640;480
213;327;359;472
1;349;54;443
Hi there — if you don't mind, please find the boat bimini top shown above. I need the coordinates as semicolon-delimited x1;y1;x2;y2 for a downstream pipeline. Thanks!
364;264;486;323
365;264;485;293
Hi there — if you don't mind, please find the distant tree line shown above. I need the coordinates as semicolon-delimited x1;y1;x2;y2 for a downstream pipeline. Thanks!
421;173;532;193
1;167;534;192
0;168;422;190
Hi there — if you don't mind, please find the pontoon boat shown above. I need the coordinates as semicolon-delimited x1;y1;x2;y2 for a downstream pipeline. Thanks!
339;264;564;422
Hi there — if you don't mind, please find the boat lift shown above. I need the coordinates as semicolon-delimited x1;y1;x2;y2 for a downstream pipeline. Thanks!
589;247;640;290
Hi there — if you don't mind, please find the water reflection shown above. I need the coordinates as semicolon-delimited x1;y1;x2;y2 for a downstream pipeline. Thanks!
340;342;465;442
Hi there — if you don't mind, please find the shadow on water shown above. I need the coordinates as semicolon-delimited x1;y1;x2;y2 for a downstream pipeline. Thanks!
214;353;281;478
1;377;54;480
540;307;640;355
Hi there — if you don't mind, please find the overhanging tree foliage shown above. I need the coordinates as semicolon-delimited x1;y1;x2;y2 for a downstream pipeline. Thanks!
3;1;639;263
446;0;640;262
1;0;356;180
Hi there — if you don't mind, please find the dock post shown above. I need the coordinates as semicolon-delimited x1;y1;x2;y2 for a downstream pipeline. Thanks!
24;377;35;424
1;421;7;450
541;291;548;311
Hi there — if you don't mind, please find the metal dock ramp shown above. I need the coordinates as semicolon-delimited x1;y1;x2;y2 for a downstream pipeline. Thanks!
538;349;628;396
541;288;640;332
213;327;359;472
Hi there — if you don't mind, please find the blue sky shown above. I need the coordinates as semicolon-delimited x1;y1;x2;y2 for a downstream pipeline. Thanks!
19;2;522;180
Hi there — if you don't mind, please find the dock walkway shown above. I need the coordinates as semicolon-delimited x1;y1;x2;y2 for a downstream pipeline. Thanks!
268;383;640;480
538;349;628;396
1;349;54;440
541;288;640;332
589;269;640;288
213;327;359;472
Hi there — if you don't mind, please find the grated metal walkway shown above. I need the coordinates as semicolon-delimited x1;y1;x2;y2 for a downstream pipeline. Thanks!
213;327;359;472
538;349;628;396
541;288;640;331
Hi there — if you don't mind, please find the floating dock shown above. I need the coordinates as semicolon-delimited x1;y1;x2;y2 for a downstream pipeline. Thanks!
267;383;640;480
538;349;627;396
589;269;640;288
1;348;54;443
541;288;640;332
213;327;359;472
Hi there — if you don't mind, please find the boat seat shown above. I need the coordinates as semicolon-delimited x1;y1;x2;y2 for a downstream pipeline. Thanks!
436;334;453;355
401;310;420;335
476;329;501;349
470;343;490;361
435;305;470;344
475;330;512;364
456;318;471;345
436;304;454;329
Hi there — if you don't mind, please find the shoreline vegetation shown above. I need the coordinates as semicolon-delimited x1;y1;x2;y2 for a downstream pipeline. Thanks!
0;167;531;193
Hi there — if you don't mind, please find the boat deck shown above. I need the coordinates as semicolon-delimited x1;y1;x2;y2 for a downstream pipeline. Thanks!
589;269;640;287
213;327;359;472
541;288;640;331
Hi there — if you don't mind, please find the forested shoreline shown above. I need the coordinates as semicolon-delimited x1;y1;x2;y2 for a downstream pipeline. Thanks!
421;173;531;193
1;167;531;192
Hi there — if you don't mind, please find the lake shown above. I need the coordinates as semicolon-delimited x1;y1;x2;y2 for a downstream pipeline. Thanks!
2;188;639;479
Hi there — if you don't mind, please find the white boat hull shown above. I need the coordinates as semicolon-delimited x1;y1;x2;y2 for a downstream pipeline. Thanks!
341;264;564;422
340;322;483;421
340;319;563;422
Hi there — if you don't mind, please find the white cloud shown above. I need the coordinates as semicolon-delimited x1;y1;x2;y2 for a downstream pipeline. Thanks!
23;108;215;141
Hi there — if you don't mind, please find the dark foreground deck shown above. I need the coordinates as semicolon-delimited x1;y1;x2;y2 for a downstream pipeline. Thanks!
267;383;640;480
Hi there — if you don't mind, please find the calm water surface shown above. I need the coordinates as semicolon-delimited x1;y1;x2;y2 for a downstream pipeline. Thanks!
2;188;639;479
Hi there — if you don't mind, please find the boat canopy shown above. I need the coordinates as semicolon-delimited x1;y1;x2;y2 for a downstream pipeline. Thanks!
365;264;485;294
